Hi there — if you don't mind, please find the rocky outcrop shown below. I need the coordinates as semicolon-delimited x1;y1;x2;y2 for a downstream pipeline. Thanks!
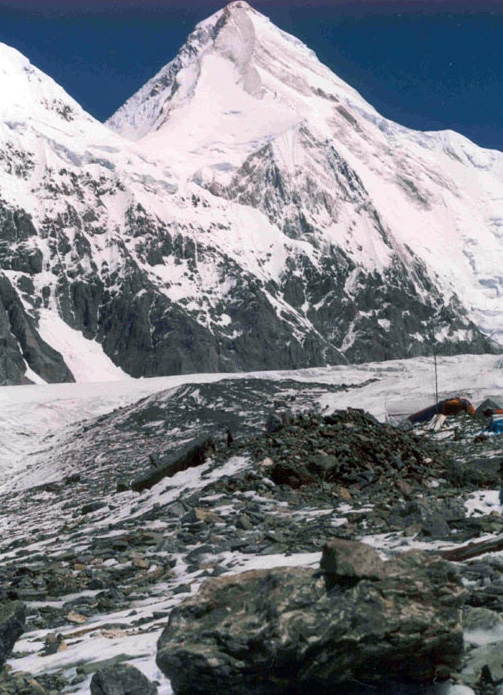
131;437;216;492
0;601;26;669
0;276;74;384
156;544;466;695
268;408;452;492
0;274;73;384
0;292;28;385
388;498;466;539
208;128;497;365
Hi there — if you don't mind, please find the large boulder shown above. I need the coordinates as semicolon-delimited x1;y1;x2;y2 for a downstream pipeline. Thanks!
0;601;26;668
157;546;466;695
320;537;386;582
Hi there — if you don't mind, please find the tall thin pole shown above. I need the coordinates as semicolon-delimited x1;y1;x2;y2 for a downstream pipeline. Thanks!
433;345;439;413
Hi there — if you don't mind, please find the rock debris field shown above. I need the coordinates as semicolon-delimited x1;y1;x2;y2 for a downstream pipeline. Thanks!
0;375;503;694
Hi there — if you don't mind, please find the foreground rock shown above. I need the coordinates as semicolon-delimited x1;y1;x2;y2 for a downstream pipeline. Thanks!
0;602;25;669
157;544;466;695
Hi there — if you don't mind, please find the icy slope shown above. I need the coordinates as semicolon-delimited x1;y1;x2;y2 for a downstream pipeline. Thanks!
107;0;377;170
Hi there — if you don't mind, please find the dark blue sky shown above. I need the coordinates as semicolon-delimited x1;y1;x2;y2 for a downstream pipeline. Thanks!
0;1;502;150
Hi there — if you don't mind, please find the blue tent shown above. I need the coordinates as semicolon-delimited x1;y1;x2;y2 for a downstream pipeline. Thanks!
489;414;503;434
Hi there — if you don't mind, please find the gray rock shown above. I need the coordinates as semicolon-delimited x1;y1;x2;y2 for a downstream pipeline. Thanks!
116;479;130;493
166;502;188;518
64;473;81;485
307;454;339;476
265;413;283;435
0;601;26;668
464;606;503;634
77;654;136;676
157;549;466;695
438;498;466;522
320;537;385;581
421;512;450;539
464;643;503;684
447;458;500;487
90;663;157;695
388;499;462;539
79;501;108;516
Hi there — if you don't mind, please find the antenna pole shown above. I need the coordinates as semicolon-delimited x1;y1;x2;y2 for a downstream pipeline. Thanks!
433;345;439;413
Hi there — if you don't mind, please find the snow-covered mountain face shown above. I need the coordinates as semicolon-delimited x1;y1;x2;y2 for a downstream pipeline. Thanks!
0;2;500;385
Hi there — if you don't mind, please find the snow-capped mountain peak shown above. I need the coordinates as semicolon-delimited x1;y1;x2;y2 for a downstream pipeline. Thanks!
0;43;88;127
106;0;373;160
105;3;503;359
0;3;500;387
